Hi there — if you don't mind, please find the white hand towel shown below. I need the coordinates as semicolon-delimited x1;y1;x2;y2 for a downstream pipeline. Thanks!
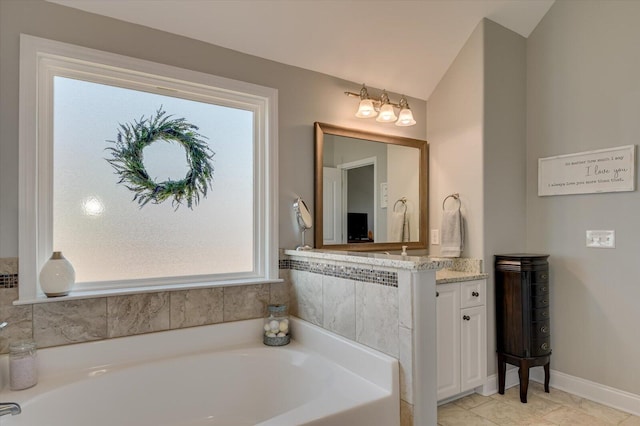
390;212;405;242
402;212;410;242
440;208;464;257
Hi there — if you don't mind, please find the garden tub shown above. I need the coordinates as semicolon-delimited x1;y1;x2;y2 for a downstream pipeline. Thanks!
0;318;398;426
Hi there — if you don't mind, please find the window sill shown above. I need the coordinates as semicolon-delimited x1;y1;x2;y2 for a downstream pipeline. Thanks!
14;278;284;305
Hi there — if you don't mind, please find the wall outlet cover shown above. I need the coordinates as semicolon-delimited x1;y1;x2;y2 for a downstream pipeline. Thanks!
431;229;440;245
586;230;615;248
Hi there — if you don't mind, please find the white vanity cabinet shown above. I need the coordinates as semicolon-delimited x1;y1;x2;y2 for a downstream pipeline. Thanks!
437;279;487;401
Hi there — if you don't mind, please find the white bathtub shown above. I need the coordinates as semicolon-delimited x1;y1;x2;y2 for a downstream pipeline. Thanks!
0;318;399;426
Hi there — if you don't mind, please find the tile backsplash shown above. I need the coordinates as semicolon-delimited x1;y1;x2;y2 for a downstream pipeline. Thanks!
0;257;289;353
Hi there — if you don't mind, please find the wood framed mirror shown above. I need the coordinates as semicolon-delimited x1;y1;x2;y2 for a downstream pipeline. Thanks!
314;122;428;251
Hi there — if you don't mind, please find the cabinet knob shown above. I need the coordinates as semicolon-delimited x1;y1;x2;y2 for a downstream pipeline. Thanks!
541;342;550;350
463;315;471;321
541;325;549;333
542;310;548;317
472;291;479;297
541;274;548;280
541;286;548;292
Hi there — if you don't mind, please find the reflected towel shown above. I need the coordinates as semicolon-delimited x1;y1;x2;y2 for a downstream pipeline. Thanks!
440;208;464;257
391;212;404;242
402;212;410;242
391;212;410;242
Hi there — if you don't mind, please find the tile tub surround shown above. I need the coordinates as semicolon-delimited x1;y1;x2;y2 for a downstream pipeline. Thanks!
284;249;449;426
0;260;290;353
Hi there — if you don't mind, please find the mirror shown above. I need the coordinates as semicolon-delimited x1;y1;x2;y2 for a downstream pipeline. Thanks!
294;197;313;250
314;122;428;251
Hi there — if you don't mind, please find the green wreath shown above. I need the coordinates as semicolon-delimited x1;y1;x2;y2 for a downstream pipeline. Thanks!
106;108;214;209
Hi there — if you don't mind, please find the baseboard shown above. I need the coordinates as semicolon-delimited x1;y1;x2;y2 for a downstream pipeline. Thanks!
529;367;640;417
437;390;475;406
477;366;640;417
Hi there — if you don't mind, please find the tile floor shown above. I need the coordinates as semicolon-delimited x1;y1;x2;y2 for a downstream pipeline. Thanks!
438;382;640;425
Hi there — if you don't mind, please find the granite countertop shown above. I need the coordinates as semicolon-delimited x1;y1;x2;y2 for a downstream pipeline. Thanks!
283;249;453;271
282;249;488;283
436;269;489;284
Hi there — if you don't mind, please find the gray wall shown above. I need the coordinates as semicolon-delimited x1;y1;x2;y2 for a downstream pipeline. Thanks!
483;20;527;378
526;0;640;395
0;0;426;257
427;22;485;260
428;19;527;380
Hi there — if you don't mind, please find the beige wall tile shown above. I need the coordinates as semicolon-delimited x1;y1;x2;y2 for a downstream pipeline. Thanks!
223;284;269;322
398;270;413;329
355;281;399;357
33;298;107;347
0;288;32;353
322;276;355;340
269;281;289;306
170;288;223;329
107;292;170;338
400;399;414;426
0;258;18;275
289;270;323;326
399;326;413;404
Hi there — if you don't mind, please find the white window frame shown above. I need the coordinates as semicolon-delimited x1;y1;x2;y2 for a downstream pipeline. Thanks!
18;34;279;303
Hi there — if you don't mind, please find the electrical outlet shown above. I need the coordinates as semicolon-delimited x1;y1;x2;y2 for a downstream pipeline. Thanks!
586;230;615;248
431;229;440;245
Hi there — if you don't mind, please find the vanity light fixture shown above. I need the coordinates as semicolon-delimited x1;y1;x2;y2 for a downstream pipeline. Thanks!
346;84;416;127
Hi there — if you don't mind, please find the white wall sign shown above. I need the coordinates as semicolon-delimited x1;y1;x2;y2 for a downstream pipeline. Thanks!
538;145;636;196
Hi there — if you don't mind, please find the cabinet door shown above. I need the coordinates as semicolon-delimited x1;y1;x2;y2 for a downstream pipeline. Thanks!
437;283;460;401
460;305;487;392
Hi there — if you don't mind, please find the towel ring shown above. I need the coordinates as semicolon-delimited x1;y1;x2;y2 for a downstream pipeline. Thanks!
442;193;461;211
394;197;408;213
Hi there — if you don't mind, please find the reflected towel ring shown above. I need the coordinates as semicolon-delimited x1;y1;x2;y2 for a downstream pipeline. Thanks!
394;197;408;213
442;193;461;211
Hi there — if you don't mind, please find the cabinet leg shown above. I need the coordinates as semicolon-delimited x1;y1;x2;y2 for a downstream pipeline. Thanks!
544;360;550;393
497;353;506;395
518;360;530;403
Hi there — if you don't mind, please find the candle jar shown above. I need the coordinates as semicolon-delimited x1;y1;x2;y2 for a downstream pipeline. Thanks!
9;340;38;390
263;304;290;346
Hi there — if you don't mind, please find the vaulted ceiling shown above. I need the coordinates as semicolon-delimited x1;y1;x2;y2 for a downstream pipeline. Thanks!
48;0;554;100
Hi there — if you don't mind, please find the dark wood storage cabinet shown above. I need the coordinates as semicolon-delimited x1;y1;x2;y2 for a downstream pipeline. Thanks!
495;254;551;403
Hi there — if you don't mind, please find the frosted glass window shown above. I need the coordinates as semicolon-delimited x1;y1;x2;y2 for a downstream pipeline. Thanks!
19;35;277;301
53;77;254;284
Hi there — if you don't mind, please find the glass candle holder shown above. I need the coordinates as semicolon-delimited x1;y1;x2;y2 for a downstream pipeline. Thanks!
263;304;290;346
9;340;38;390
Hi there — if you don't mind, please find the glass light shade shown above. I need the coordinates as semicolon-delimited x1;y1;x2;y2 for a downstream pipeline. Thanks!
376;104;397;122
395;108;417;126
39;251;75;297
355;99;377;118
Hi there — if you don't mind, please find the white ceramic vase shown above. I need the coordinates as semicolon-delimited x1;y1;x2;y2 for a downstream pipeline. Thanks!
39;251;75;297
